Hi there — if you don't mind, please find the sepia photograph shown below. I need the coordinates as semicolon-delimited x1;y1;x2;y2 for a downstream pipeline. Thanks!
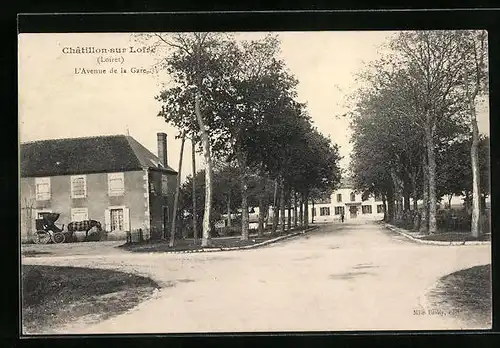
18;29;492;335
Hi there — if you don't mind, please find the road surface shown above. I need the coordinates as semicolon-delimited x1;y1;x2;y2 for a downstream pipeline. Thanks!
22;219;491;333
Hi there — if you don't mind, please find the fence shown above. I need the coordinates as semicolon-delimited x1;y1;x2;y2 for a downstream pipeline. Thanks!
392;209;491;234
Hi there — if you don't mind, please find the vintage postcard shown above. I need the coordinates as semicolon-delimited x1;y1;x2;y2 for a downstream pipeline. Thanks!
19;29;492;334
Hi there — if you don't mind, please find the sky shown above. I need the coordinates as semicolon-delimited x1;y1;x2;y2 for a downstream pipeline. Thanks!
18;32;490;182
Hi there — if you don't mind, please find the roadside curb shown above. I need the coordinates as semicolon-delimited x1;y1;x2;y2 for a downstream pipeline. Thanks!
145;226;319;255
384;223;490;246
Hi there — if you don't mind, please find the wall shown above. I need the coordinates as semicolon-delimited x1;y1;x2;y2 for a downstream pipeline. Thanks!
20;170;146;241
148;170;177;239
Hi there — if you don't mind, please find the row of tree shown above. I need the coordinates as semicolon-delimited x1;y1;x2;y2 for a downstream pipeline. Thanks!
141;33;342;246
349;30;490;236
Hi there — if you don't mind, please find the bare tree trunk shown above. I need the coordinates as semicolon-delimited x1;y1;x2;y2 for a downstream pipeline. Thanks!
425;111;438;234
279;177;285;234
195;91;212;247
236;150;249;241
293;192;298;227
299;195;303;228
287;189;292;231
227;190;231;227
191;137;198;244
258;195;265;237
419;156;429;233
311;200;315;224
387;185;395;222
404;194;411;212
470;104;481;237
272;179;279;235
240;177;249;240
411;170;418;211
382;194;388;222
169;133;186;247
304;192;310;229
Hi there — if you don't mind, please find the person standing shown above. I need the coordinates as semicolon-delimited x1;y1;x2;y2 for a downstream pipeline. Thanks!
341;213;345;223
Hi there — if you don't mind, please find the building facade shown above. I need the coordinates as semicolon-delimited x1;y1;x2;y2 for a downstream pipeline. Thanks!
264;179;385;225
310;186;385;223
20;133;177;241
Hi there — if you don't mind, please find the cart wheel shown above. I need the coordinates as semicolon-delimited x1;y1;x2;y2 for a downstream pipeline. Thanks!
52;232;65;244
34;230;51;244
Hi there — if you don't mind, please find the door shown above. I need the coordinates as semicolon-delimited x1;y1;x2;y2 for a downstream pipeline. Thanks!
110;208;124;231
349;205;357;219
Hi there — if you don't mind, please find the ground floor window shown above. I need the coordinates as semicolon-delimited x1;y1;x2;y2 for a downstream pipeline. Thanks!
377;204;384;213
111;209;124;231
71;208;88;221
320;207;330;216
334;206;345;215
105;206;130;232
362;205;372;214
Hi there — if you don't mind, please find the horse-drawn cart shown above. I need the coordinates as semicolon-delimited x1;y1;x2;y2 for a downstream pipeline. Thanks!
33;213;66;244
33;213;103;244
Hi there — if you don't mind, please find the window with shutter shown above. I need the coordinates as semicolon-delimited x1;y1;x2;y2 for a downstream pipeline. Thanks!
71;208;89;221
71;175;87;198
35;177;51;200
106;206;130;231
110;208;124;231
161;174;169;196
104;209;111;231
108;173;125;196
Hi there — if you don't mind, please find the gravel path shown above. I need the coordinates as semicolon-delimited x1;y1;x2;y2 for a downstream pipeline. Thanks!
22;220;491;333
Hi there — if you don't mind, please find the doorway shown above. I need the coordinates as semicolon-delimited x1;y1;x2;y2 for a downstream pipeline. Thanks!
349;205;358;219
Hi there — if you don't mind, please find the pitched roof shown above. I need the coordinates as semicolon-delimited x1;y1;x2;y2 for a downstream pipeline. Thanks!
20;135;177;178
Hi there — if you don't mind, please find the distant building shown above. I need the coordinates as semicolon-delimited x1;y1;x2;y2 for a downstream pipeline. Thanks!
262;179;385;225
309;178;384;223
20;133;177;241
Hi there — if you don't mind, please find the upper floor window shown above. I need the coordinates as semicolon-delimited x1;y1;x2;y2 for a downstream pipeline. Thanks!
350;192;356;202
336;194;342;202
108;173;125;196
161;174;169;196
71;175;87;198
35;177;51;201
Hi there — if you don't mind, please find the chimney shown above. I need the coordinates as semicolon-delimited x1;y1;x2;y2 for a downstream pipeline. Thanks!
157;132;168;167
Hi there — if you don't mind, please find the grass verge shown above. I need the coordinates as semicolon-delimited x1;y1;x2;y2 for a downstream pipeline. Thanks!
427;264;492;328
120;230;305;253
22;265;159;334
418;232;490;242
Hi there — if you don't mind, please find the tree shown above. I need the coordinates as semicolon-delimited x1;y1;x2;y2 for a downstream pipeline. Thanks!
390;31;468;234
191;136;198;243
169;133;186;247
349;31;485;235
457;30;488;236
153;32;236;247
207;35;301;240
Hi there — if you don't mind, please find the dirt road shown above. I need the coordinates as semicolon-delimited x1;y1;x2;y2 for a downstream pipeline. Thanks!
22;220;491;333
